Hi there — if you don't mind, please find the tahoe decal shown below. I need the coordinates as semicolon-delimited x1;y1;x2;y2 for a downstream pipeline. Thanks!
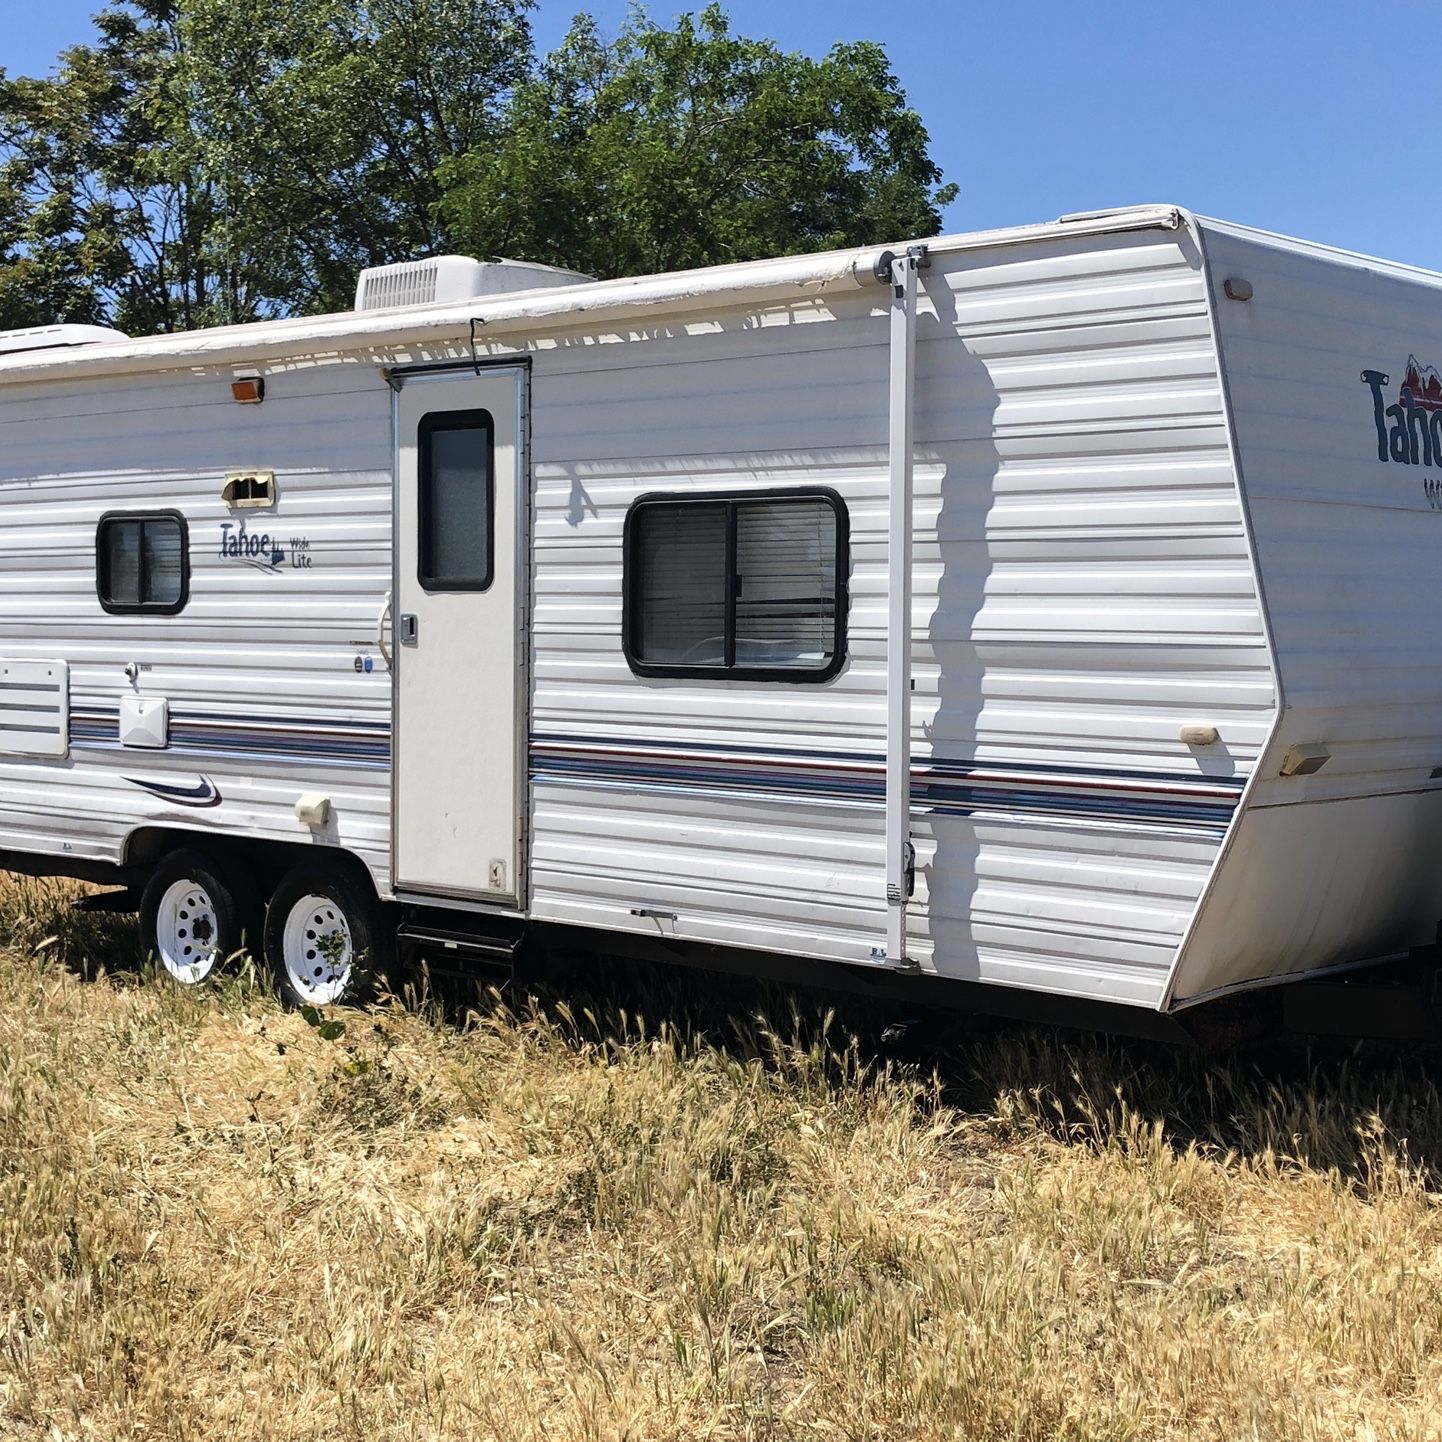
220;520;313;572
1362;357;1442;465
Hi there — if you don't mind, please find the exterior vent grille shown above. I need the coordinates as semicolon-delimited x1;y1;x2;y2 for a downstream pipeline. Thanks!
354;255;593;312
0;659;68;757
356;259;444;312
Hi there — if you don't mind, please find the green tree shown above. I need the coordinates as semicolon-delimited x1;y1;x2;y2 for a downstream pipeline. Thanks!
178;0;537;315
440;6;958;278
0;1;248;333
0;0;957;329
0;133;105;329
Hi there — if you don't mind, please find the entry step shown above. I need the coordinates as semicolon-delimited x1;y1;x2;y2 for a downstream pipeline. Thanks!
72;887;141;914
396;916;525;976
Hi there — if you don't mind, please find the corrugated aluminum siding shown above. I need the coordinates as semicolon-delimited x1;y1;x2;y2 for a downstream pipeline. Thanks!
528;224;1274;1007
0;216;1288;1011
1170;220;1442;1000
0;363;394;878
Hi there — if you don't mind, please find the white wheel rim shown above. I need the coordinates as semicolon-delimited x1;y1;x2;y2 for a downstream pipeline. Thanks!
281;892;355;1005
154;878;222;984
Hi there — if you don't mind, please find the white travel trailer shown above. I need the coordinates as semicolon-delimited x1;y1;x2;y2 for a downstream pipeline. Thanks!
3;205;1441;1032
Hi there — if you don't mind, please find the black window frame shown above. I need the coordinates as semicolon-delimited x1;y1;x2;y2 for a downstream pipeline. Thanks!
622;486;849;683
417;407;495;593
95;510;190;616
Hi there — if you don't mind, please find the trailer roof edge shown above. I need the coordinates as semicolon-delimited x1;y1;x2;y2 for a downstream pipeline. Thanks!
0;206;1190;385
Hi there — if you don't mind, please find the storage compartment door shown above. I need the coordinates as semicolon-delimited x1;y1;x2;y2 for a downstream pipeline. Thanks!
392;368;524;902
0;659;68;757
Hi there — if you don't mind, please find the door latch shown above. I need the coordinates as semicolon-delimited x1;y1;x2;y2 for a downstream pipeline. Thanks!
398;613;419;646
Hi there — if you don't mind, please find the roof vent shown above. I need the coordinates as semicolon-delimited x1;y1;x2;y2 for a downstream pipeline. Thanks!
0;323;129;357
354;255;592;313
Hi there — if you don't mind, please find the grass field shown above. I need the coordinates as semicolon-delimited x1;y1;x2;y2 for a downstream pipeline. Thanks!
3;874;1442;1440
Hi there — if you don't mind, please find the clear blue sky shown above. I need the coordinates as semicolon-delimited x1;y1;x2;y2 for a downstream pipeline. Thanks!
2;0;1435;268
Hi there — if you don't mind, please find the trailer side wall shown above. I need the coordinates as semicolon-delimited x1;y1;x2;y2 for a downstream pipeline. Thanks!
1171;222;1442;1002
0;362;394;880
525;225;1274;1006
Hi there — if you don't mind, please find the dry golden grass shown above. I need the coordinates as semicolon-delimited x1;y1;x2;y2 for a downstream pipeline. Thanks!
3;873;1442;1440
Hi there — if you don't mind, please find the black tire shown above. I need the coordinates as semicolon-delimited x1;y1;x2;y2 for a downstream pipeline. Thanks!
263;860;389;1008
139;848;259;985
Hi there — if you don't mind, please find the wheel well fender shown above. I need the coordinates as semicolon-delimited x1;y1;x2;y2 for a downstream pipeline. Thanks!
122;828;382;901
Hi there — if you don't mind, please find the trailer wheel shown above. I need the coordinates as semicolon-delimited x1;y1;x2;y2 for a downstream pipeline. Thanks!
140;849;256;985
263;862;386;1008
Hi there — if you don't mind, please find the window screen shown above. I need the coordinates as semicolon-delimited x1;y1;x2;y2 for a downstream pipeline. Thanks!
97;513;188;614
624;490;846;680
418;409;493;590
633;502;728;666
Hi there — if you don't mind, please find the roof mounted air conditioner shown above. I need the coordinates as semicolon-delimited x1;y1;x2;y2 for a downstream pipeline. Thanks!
0;324;129;357
354;255;592;313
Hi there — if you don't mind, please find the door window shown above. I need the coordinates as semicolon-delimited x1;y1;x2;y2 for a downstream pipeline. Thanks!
418;409;494;590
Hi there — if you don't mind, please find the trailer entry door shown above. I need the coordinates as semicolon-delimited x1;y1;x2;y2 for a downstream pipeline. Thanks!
392;366;525;903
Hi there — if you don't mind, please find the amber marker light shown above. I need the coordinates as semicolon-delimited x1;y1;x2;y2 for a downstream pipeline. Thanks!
230;376;265;404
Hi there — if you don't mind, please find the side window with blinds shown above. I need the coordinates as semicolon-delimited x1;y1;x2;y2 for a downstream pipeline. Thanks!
418;409;493;591
623;489;847;681
96;512;189;615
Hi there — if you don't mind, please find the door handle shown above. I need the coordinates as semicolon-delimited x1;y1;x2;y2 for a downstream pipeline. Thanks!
399;613;419;646
377;591;393;668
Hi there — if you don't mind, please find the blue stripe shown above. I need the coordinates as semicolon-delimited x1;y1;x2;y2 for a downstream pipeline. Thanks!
537;730;1246;795
70;707;390;769
529;736;1240;836
917;780;1235;829
63;706;1241;837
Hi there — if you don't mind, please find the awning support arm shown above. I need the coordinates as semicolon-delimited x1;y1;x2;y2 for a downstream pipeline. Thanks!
881;244;928;973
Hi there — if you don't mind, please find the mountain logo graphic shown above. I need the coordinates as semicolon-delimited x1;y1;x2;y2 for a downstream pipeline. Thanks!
1402;356;1442;412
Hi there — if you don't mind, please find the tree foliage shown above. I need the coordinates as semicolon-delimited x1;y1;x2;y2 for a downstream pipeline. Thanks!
0;0;957;331
0;1;219;332
179;0;536;316
440;7;957;278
